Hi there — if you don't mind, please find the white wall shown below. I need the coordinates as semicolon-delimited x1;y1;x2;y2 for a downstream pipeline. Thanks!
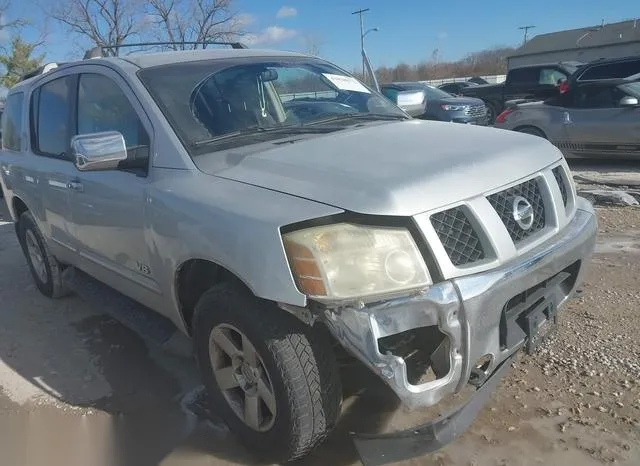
419;75;506;86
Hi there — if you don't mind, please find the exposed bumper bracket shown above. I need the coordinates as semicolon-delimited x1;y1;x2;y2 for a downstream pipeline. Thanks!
353;353;516;466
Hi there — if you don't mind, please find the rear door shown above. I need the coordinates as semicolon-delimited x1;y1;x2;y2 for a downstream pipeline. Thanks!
15;74;78;258
562;83;640;158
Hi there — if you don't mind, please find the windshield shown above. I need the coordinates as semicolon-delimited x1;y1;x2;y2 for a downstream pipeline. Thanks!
138;57;406;154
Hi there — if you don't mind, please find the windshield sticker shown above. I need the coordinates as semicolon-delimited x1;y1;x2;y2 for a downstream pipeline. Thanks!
322;73;371;93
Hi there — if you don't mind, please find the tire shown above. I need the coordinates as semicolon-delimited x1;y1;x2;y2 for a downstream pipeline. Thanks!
485;102;497;125
17;211;70;298
516;126;547;139
193;284;342;463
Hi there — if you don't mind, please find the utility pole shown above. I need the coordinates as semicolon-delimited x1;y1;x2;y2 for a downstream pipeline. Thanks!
352;8;370;77
518;25;536;45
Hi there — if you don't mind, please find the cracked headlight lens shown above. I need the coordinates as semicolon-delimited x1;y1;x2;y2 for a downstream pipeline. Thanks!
283;223;431;302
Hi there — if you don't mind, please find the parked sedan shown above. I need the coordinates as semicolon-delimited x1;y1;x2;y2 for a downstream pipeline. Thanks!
494;80;640;159
381;82;488;125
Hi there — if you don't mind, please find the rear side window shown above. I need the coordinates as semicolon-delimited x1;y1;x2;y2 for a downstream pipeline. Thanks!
31;76;73;157
579;59;640;81
2;92;24;151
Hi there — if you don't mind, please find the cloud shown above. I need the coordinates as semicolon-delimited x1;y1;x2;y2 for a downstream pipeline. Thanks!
276;6;298;18
437;32;448;40
244;26;298;46
236;13;257;27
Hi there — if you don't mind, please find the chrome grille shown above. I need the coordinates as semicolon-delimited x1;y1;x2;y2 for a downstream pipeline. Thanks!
431;208;485;266
552;167;568;207
465;104;486;118
487;179;546;243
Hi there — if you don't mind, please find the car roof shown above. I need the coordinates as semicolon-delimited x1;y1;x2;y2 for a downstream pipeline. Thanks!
117;48;309;69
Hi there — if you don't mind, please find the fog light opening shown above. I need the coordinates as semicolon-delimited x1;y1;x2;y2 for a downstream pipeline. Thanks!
378;325;451;386
469;354;493;386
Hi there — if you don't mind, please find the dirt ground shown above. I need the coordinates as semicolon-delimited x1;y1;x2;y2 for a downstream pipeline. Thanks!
0;199;638;466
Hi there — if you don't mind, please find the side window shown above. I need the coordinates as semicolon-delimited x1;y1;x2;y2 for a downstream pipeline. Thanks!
381;87;399;102
77;73;150;168
2;92;24;151
579;59;640;81
507;67;539;85
539;68;567;86
573;86;617;109
32;76;73;157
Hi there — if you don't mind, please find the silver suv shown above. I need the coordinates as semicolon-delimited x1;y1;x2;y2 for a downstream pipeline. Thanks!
0;46;597;464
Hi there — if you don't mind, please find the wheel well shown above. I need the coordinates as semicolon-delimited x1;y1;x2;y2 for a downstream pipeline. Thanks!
513;125;547;139
13;197;28;219
175;259;246;333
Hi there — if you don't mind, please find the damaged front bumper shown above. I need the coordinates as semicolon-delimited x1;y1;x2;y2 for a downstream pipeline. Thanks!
321;199;597;462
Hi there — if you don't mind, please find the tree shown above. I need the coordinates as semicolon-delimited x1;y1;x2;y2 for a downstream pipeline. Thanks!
47;0;144;56
0;37;44;88
301;32;323;56
145;0;243;50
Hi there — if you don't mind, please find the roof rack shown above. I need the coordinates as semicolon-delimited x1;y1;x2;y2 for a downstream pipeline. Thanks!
20;63;63;82
83;41;248;59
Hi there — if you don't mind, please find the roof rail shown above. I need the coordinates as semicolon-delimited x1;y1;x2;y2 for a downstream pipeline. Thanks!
84;41;248;59
20;63;62;82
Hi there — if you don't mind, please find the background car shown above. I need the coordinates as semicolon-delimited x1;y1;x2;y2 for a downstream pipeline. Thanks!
438;81;479;96
381;82;488;125
494;56;640;159
459;62;582;123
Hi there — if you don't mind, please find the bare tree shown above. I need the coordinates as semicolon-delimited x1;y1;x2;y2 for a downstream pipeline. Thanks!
145;0;243;50
47;0;143;56
301;32;324;56
0;0;27;32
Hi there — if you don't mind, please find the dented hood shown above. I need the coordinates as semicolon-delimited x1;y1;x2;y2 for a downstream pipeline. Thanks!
197;120;562;216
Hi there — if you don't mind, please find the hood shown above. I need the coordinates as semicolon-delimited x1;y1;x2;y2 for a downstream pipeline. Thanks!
433;96;486;106
197;120;561;217
461;83;502;94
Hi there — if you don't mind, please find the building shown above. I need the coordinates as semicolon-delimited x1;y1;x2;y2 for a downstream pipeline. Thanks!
508;19;640;69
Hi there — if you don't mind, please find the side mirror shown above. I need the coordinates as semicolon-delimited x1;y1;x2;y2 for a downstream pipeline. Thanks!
71;131;127;172
619;96;639;107
394;90;426;117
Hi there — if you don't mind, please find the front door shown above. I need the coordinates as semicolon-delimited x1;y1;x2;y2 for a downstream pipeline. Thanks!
67;70;159;297
562;83;640;158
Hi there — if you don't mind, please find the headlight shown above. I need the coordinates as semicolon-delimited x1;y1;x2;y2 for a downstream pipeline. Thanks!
283;223;431;302
440;104;468;111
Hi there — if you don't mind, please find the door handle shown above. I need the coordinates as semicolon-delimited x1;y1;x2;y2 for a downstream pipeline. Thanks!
67;180;84;192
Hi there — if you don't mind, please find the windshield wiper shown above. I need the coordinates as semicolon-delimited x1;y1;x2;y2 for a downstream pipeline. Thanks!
192;125;341;147
304;112;409;127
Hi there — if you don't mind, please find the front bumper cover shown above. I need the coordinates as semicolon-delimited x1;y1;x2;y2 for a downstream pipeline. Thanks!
321;199;597;462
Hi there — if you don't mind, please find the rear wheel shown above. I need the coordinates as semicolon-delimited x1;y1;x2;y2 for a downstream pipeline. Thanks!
193;284;342;463
17;211;70;298
485;103;497;124
516;126;547;139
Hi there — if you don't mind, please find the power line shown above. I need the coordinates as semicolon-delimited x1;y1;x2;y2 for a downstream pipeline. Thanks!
518;25;536;45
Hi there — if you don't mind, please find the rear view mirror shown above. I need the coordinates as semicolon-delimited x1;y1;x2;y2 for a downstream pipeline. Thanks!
394;90;426;117
259;69;279;82
619;96;639;107
71;131;127;172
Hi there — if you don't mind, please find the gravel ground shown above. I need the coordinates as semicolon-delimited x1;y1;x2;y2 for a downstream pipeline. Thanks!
0;199;638;466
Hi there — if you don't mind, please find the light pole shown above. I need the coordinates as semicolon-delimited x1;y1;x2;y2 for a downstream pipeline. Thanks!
352;8;378;78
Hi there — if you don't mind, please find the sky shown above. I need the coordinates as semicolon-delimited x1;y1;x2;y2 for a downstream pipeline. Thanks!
4;0;640;71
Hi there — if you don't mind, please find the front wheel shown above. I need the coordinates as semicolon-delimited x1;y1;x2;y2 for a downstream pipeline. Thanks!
193;284;342;463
